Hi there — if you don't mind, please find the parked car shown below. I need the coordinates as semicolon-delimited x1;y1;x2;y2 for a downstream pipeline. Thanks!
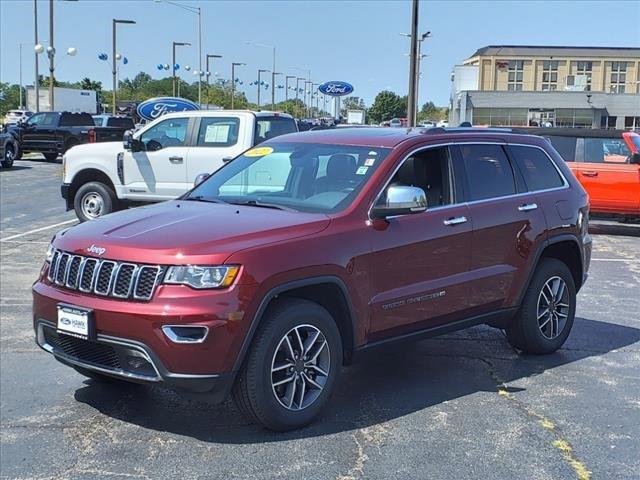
62;110;298;221
389;118;402;128
7;111;132;162
3;109;33;126
0;129;19;168
91;115;135;130
35;127;591;430
531;128;640;221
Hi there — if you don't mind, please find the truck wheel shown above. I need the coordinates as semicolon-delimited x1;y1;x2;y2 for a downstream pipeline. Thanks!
1;143;15;168
43;152;59;162
74;182;117;222
506;258;576;354
232;299;342;431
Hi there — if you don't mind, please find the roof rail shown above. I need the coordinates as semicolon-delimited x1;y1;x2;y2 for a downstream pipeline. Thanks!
419;127;527;135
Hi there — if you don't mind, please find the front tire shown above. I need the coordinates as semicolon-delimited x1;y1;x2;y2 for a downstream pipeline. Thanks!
43;152;59;162
506;258;576;354
74;181;117;222
233;299;342;431
1;143;15;168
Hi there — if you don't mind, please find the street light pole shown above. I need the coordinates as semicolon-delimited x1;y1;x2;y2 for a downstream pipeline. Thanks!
206;54;222;109
406;0;419;127
33;0;39;112
48;0;54;110
172;41;191;97
272;72;282;109
231;62;245;109
257;69;269;109
415;31;431;121
112;19;136;115
19;44;23;108
285;75;295;102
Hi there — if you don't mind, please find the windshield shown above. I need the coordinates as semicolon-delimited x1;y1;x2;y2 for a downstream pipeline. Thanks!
187;142;391;213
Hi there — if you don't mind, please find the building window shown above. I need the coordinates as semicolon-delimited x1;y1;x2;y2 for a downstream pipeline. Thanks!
472;108;528;126
610;62;627;93
624;116;640;131
507;60;524;91
541;60;559;91
575;61;592;91
555;109;593;128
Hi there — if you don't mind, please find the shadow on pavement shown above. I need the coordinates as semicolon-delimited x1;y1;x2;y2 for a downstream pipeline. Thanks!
74;317;640;443
589;222;639;237
0;165;33;172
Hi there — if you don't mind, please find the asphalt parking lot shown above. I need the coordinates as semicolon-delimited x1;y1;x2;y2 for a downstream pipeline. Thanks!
1;157;639;480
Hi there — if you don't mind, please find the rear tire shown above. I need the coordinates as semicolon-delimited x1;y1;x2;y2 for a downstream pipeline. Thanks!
74;181;117;222
506;258;576;354
232;299;342;431
1;143;15;168
43;152;59;162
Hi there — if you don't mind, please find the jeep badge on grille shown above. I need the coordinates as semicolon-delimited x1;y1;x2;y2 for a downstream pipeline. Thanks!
86;245;106;256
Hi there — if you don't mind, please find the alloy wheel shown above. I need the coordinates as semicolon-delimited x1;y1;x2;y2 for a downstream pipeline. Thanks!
270;324;330;411
537;276;570;340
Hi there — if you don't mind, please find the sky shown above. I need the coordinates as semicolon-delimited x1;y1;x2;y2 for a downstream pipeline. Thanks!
1;0;639;107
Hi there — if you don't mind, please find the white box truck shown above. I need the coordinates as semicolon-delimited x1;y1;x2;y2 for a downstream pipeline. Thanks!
346;109;365;125
26;87;98;114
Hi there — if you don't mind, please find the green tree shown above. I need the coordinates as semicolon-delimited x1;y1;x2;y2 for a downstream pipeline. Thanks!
0;83;22;116
78;77;102;92
368;90;406;123
274;98;306;118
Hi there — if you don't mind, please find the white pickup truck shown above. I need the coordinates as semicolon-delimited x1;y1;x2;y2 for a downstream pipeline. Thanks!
61;110;297;221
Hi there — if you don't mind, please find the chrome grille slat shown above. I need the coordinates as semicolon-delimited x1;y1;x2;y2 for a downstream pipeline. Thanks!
46;249;161;301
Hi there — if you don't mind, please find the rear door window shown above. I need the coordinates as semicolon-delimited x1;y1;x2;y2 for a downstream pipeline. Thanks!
545;136;577;162
254;116;297;145
196;117;240;147
584;137;632;164
510;145;565;191
459;144;516;201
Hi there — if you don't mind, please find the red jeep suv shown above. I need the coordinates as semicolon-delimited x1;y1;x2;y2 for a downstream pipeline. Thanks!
33;127;591;430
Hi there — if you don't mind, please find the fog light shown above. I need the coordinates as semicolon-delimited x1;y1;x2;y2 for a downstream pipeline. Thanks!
162;325;209;344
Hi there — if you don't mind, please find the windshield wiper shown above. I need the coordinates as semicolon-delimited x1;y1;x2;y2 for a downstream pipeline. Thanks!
184;195;227;204
227;200;296;211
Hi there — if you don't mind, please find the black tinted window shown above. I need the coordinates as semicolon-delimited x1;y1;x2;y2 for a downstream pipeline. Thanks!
584;137;631;164
460;144;515;201
107;117;135;129
254;116;297;144
60;113;94;126
546;136;577;161
510;146;564;191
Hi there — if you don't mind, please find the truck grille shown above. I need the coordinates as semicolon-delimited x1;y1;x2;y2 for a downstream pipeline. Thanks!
47;249;163;301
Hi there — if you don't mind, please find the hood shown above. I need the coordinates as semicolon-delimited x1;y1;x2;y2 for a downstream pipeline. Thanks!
66;141;122;157
54;200;331;265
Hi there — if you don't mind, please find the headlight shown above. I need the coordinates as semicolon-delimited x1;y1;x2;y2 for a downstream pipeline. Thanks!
164;265;239;289
45;243;55;263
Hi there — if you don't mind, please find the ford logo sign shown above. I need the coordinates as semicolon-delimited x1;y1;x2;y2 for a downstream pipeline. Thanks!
137;97;199;121
318;81;354;97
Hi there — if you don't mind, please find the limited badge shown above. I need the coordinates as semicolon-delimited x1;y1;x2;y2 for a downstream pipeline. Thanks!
245;146;274;157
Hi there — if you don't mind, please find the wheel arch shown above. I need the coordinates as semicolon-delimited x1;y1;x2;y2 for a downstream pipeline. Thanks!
233;276;358;374
69;168;117;203
518;234;584;306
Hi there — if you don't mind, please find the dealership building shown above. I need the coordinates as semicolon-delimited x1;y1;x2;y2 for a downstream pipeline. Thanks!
449;45;640;129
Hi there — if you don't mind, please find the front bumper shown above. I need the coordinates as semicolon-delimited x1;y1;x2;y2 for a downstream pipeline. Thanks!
61;183;72;210
35;319;234;402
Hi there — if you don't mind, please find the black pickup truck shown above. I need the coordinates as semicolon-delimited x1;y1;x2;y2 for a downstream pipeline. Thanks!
7;112;131;162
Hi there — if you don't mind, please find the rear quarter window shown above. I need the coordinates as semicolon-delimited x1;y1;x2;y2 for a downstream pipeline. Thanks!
510;145;565;191
106;117;135;129
254;116;297;145
545;136;577;162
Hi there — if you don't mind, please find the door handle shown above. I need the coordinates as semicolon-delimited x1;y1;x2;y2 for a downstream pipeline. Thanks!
582;170;598;177
443;216;467;226
518;203;538;212
169;156;184;164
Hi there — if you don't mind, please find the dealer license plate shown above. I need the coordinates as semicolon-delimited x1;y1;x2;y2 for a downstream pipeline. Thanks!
57;304;94;340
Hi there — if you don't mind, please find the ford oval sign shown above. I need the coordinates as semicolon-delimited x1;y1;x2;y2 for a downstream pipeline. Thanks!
137;97;199;121
318;81;354;97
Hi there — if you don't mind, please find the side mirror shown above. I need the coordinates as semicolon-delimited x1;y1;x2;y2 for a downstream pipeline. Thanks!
222;156;234;164
631;152;640;165
123;129;144;152
194;172;209;187
370;185;428;219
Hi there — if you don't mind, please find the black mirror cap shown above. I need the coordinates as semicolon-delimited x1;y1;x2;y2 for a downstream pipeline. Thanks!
631;152;640;165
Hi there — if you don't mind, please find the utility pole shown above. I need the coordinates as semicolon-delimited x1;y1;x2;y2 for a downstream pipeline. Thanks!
406;0;419;127
257;69;269;109
34;0;40;112
272;72;282;109
285;75;295;102
112;19;136;115
172;41;190;96
231;62;245;109
19;44;23;108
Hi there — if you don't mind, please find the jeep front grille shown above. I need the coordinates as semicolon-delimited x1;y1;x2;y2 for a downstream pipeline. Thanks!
47;249;163;301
